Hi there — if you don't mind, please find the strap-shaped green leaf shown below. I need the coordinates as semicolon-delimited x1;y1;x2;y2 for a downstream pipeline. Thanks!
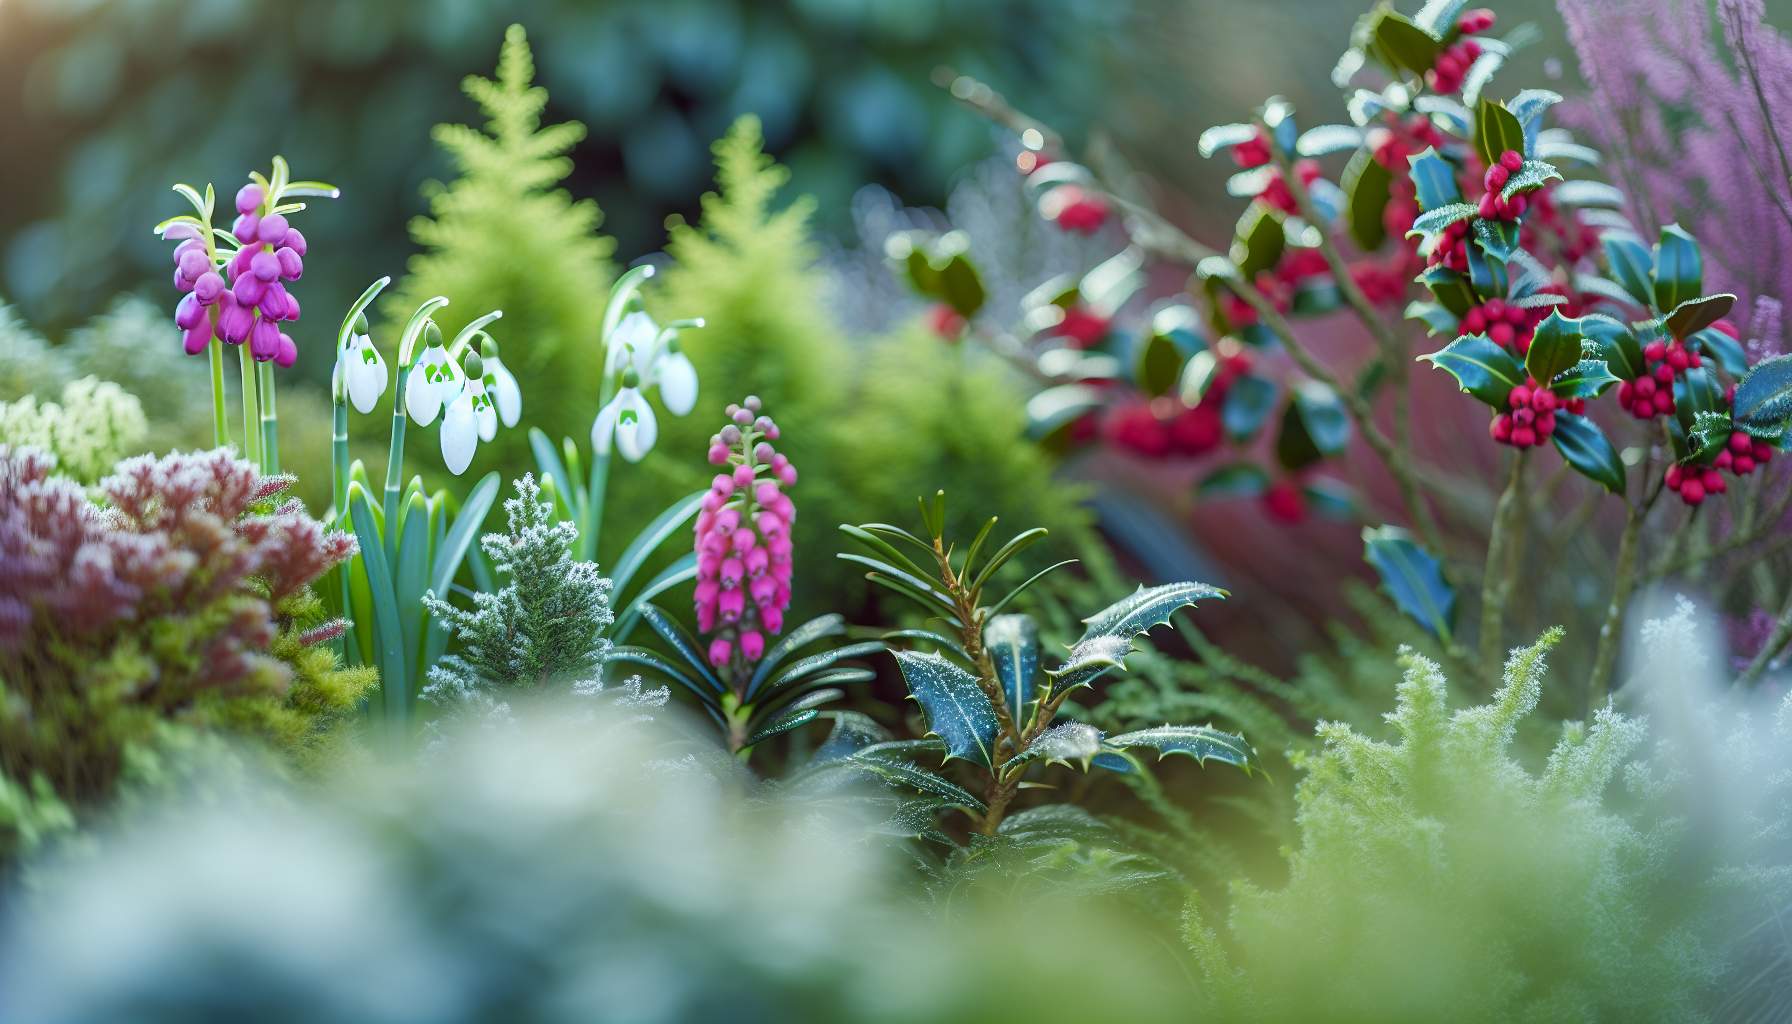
610;489;705;601
611;553;697;642
637;604;725;694
892;649;998;769
1105;724;1258;773
846;754;986;812
748;613;849;694
767;641;885;693
744;708;821;749
607;646;722;712
984;614;1040;724
349;483;407;723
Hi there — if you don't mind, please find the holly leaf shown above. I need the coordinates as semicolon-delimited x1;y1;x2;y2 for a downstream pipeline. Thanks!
1473;217;1521;263
984;614;1040;725
1406;300;1461;336
1663;293;1735;341
1372;9;1445;76
1691;326;1748;377
1580;313;1645;379
1653;224;1703;312
1550;413;1626;493
1076;581;1226;647
1550;358;1620;399
1233;205;1286;279
1223;373;1279;442
1421;333;1527;408
1104;725;1258;773
1410;202;1477;238
1420;266;1477;317
1601;235;1656;309
1732;354;1792;437
1001;722;1106;774
1689;409;1734;460
1198;122;1258;158
1277;381;1351;472
1498;159;1562;201
1524;311;1582;385
1464;238;1508;299
1363;525;1455;639
1197;462;1271;500
891;649;998;769
1408;147;1463;211
1475;98;1526;167
1343;146;1394;250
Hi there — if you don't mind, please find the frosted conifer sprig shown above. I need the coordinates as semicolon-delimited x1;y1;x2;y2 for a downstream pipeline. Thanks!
423;473;618;705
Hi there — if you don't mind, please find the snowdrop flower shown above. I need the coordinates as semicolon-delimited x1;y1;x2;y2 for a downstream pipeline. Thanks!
440;352;494;476
606;310;659;377
480;333;521;428
591;369;657;463
655;335;698;416
405;322;462;427
341;324;388;415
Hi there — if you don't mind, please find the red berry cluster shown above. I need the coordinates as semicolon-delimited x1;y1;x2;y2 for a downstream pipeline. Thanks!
1489;376;1585;448
1218;250;1333;331
1459;297;1551;355
1428;9;1496;94
1664;432;1775;506
1615;338;1701;419
1103;351;1252;459
1052;304;1111;349
1040;183;1111;234
1427;150;1526;273
1231;129;1322;217
1520;187;1599;264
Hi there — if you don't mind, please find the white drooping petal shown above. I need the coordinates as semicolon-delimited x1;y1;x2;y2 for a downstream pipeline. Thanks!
440;384;478;475
656;349;698;416
406;346;461;427
607;311;660;377
345;334;388;415
590;396;620;455
473;380;497;442
613;387;658;463
487;357;522;427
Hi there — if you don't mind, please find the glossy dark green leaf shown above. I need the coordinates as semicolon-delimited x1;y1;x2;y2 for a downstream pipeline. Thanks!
1420;266;1477;318
1550;413;1625;494
1421;333;1526;407
1550;358;1620;399
1475;98;1526;167
1690;326;1748;377
1653;224;1703;312
1232;205;1286;280
1362;525;1455;639
1001;722;1105;775
1342;147;1394;250
891;649;998;768
1498;159;1562;200
1506;89;1563;145
1405;301;1461;336
1464;237;1508;299
1196;462;1271;499
1131;329;1186;397
768;641;885;692
846;754;986;812
1674;366;1726;453
1024;384;1103;451
1105;725;1257;773
1732;354;1792;436
608;645;721;708
1662;293;1735;341
1408;147;1462;211
1410;202;1476;237
1688;409;1734;460
1524;311;1582;385
744;708;821;748
610;490;706;601
985;613;1040;722
1223;373;1278;442
637;604;726;694
1303;478;1359;520
810;711;891;764
1277;381;1351;471
1044;635;1133;701
1472;217;1521;263
1601;235;1656;309
748;613;849;693
1580;313;1644;379
1372;9;1444;75
1077;581;1226;646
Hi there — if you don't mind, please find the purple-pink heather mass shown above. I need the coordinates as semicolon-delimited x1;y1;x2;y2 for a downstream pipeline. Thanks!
693;397;798;674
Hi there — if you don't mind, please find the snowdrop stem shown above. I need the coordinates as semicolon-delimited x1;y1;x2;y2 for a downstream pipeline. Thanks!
600;264;656;342
447;309;504;361
333;277;391;400
581;368;617;562
384;361;409;568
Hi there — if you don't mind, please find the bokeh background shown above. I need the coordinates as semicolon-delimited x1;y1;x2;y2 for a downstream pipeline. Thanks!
0;0;1575;350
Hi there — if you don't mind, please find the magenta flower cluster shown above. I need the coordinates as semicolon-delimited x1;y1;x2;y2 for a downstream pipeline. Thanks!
693;397;798;674
169;180;309;367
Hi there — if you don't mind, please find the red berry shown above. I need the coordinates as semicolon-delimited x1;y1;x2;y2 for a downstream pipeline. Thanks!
1531;389;1557;413
1734;455;1756;475
1665;464;1684;490
1491;414;1513;442
1703;469;1726;494
1680;479;1706;505
1500;150;1524;171
1490;322;1515;347
1644;341;1668;362
1511;426;1537;447
1263;480;1308;524
1634;376;1656;399
1730;431;1753;455
926;303;966;340
1754;441;1775;463
1654;364;1675;385
1536;411;1556;436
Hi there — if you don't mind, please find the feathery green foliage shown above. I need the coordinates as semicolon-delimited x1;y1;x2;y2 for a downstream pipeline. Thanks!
1187;630;1723;1022
389;24;614;477
0;377;146;483
422;474;617;709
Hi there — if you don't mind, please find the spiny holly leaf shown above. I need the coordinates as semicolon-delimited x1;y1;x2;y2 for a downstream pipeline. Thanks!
1551;358;1620;399
1223;373;1279;442
1105;725;1258;773
1277;381;1351;471
1421;333;1526;408
1475;98;1526;167
891;649;998;769
1420;266;1477;317
1077;581;1226;647
1673;366;1727;456
1371;8;1445;77
1410;202;1477;237
1044;634;1133;701
1663;293;1735;341
1601;235;1656;309
1507;89;1563;144
1001;722;1105;775
985;613;1040;724
1473;217;1521;263
1580;313;1645;379
1408;147;1463;211
1343;147;1394;250
846;754;986;812
1464;237;1508;298
1731;354;1792;437
1525;311;1582;385
1653;224;1703;312
1691;326;1749;377
1499;159;1562;201
1406;300;1461;336
1551;413;1626;493
1689;409;1735;459
1363;525;1455;639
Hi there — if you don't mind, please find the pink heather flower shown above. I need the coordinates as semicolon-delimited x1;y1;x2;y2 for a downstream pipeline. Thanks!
692;396;797;685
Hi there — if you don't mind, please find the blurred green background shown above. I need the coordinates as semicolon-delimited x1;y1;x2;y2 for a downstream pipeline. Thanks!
0;0;1579;351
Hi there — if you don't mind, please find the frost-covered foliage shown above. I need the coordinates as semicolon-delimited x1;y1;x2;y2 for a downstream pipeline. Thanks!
0;710;1194;1023
0;377;146;483
1187;630;1724;1022
0;447;368;859
422;474;642;718
388;23;613;477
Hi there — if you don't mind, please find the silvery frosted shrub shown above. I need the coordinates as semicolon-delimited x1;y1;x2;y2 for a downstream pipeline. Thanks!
0;708;1194;1024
